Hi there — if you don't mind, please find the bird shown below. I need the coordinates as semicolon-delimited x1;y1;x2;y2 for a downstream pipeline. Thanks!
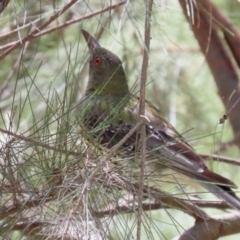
79;29;240;211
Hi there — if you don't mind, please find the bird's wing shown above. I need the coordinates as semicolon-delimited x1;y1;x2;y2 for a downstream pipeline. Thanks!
79;95;236;188
122;98;237;188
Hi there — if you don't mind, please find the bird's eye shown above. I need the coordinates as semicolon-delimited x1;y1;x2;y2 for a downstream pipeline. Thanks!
94;57;101;66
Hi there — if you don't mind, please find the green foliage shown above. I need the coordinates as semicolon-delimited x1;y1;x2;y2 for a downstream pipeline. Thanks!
0;0;239;239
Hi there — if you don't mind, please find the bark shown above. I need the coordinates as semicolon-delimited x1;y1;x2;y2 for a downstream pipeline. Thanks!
174;213;240;240
179;0;240;148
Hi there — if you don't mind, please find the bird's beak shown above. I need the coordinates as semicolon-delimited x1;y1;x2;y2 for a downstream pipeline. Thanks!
82;29;101;52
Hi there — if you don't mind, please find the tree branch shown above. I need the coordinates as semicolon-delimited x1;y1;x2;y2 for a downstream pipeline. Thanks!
174;213;240;240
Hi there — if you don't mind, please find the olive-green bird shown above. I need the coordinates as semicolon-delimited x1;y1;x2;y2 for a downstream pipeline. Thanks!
79;29;240;210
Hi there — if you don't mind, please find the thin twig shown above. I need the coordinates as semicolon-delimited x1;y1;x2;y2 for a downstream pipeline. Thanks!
92;199;231;219
75;120;143;210
0;127;85;157
0;36;31;100
137;0;153;239
200;153;240;166
62;121;142;240
0;0;79;60
0;1;127;51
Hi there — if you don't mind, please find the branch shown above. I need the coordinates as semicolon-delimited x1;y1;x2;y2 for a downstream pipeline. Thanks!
137;0;153;238
197;1;240;68
174;213;240;240
200;153;240;167
179;0;240;146
0;1;127;51
0;0;79;60
0;193;53;220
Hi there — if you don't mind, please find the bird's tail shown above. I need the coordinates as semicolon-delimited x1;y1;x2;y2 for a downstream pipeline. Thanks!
157;140;240;211
196;169;240;211
166;159;240;210
201;182;240;210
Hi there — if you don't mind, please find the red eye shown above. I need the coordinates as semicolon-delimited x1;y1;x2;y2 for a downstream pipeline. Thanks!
94;57;101;65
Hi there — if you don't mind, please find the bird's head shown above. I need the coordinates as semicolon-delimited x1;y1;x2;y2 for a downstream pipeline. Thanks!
82;30;129;97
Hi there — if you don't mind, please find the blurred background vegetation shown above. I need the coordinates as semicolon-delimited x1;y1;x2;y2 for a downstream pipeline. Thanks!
1;0;240;239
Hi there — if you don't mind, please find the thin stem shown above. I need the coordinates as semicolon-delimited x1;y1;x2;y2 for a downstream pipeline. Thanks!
136;0;153;239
